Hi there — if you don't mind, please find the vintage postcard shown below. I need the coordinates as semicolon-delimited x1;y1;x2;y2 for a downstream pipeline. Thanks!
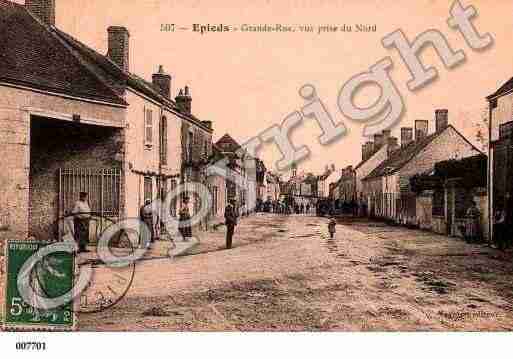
0;0;511;356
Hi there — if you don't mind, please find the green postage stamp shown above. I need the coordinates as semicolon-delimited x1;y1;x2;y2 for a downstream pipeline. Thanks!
3;240;76;331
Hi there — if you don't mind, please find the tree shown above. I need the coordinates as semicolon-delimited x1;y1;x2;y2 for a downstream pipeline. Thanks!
474;105;489;152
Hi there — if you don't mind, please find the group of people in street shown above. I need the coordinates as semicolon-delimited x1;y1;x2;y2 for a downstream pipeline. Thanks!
69;192;511;255
255;199;316;216
71;191;240;252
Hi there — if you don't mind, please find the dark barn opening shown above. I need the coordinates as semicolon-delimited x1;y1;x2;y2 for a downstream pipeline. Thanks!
29;116;122;240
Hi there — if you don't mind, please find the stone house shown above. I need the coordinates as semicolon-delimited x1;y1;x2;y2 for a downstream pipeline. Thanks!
331;129;399;211
486;77;513;242
0;0;213;242
332;166;356;203
317;165;337;200
266;172;281;202
362;110;482;224
210;134;262;216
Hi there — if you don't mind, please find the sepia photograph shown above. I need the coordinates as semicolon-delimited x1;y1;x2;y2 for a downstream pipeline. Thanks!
0;0;512;357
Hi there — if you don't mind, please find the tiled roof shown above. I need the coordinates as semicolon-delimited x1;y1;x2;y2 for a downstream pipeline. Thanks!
0;0;212;132
363;129;444;181
54;28;212;131
0;0;126;105
215;134;241;153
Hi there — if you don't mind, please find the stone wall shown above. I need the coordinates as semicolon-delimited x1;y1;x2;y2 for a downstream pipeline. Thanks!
0;85;125;243
29;116;123;240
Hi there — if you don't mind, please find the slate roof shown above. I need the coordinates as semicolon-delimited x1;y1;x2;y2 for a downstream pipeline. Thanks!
363;128;445;181
0;0;212;132
0;0;126;105
215;134;241;153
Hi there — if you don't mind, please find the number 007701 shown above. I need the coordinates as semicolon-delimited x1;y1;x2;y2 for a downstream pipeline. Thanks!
16;342;47;351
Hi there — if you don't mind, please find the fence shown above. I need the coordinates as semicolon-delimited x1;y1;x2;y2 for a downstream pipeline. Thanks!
368;192;416;224
58;168;122;244
59;168;121;218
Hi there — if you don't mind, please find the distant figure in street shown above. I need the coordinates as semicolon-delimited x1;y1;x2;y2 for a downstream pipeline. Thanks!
179;197;192;240
300;203;305;215
140;199;156;246
225;199;239;249
465;200;481;243
306;204;311;215
328;217;337;239
73;192;91;253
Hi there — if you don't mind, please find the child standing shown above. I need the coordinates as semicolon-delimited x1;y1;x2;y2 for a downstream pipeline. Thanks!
328;217;337;239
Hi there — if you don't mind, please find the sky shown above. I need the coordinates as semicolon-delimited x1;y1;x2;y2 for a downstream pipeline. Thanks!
23;0;513;177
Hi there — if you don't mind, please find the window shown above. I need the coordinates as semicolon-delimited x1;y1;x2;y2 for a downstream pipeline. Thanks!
187;131;194;161
144;177;153;203
160;116;168;165
159;178;168;199
145;109;153;146
204;140;208;158
169;179;177;217
432;188;445;217
211;186;218;216
499;121;513;140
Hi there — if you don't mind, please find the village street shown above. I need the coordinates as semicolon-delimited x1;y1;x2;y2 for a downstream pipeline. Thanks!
78;214;513;331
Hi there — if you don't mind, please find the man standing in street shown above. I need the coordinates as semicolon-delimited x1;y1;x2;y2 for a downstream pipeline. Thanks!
73;192;91;253
224;199;238;249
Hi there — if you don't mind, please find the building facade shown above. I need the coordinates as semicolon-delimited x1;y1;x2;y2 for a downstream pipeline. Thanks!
487;78;513;242
362;110;481;224
0;0;213;242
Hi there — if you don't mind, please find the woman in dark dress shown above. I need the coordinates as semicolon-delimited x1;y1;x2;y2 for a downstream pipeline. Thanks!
179;197;192;239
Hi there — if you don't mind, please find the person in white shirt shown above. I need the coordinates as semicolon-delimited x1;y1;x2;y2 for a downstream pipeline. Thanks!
73;192;91;253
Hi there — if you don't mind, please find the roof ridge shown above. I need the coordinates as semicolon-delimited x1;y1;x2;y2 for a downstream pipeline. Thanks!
52;26;215;132
21;8;127;105
363;128;446;181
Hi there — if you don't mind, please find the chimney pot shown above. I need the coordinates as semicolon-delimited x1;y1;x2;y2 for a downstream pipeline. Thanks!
152;65;172;99
387;136;399;156
175;87;192;114
26;0;55;26
401;127;413;147
382;129;391;141
107;26;130;73
435;109;449;132
374;134;384;149
415;120;429;140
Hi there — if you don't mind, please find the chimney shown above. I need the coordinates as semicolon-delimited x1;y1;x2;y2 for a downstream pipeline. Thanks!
107;26;130;73
435;109;449;132
374;134;384;149
152;65;171;99
26;0;55;26
362;141;374;161
401;127;413;147
415;120;429;140
366;141;375;155
175;86;192;114
387;136;399;155
382;129;391;142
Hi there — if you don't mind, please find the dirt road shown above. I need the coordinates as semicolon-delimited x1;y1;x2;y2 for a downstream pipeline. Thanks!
79;214;513;331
